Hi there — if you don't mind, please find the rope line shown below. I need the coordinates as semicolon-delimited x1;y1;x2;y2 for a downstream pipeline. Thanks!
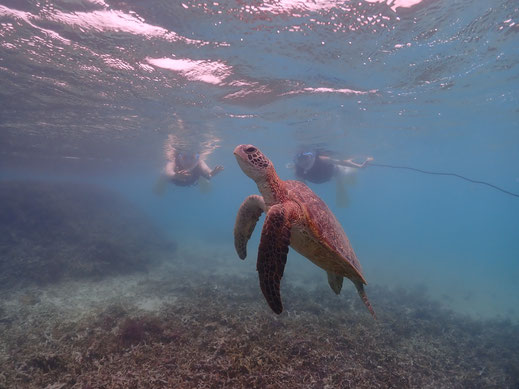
368;163;519;198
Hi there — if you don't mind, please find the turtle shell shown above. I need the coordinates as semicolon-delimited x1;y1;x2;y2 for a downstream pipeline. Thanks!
285;180;366;283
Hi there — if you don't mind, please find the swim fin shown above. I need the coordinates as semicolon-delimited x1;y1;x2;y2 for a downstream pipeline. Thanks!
335;171;356;208
199;176;212;194
153;175;168;196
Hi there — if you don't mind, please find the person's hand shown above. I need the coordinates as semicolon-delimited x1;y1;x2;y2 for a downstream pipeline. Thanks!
177;169;192;176
212;165;224;176
358;157;374;168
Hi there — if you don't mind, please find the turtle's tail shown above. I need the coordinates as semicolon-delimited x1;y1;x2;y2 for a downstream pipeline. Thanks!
354;281;376;320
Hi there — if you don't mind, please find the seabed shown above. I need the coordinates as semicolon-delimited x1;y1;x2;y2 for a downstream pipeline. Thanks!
1;248;519;389
0;182;518;388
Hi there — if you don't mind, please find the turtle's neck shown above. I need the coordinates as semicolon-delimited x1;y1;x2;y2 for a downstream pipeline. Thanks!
256;166;288;207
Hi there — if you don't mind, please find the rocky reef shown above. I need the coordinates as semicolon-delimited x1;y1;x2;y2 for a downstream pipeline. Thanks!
0;181;176;288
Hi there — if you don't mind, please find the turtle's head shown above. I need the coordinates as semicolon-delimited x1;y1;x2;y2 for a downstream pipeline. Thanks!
234;144;272;182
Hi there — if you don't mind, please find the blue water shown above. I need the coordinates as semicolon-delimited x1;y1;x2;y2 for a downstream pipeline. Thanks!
1;0;518;325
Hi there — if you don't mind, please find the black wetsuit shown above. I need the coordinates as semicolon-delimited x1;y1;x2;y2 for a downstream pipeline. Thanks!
170;155;203;186
170;167;201;186
295;150;335;184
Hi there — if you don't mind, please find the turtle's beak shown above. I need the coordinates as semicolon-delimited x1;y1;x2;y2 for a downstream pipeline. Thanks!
233;145;243;157
234;144;256;178
233;145;246;171
233;144;247;162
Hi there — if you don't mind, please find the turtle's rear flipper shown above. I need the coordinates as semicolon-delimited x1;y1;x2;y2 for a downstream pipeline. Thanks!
257;202;298;314
234;195;265;259
353;280;376;319
327;271;343;294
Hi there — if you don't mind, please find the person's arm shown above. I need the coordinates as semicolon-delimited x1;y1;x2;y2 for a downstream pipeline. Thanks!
320;155;373;168
155;161;176;195
164;161;177;178
164;161;193;180
199;160;224;179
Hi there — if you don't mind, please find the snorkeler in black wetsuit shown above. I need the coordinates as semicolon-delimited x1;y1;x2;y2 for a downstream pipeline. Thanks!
163;151;223;187
292;149;373;207
154;134;224;194
294;150;335;183
294;149;372;183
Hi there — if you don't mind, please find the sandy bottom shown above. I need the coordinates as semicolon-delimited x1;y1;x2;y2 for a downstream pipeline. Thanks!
1;244;518;388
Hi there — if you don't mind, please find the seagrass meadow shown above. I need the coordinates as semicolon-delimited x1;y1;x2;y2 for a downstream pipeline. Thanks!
1;238;518;388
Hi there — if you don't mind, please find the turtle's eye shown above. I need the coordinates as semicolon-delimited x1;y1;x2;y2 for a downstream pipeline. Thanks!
245;146;257;153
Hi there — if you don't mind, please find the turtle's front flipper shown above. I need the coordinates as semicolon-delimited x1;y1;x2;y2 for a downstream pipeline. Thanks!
234;195;266;259
327;271;343;294
257;202;299;314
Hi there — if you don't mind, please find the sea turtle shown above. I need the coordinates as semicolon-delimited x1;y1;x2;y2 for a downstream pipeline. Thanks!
233;144;375;318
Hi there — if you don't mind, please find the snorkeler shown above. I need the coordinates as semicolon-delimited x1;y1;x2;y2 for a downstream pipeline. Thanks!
293;150;373;182
290;149;373;207
162;150;223;187
154;134;224;194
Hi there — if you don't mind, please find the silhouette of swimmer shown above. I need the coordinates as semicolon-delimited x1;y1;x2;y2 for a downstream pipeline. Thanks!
290;149;373;207
155;143;223;195
293;150;373;182
163;151;223;187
